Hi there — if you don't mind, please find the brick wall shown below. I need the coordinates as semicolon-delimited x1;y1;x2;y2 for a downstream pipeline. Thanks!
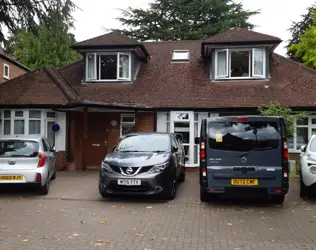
55;151;67;170
135;112;155;132
69;111;156;170
0;58;27;83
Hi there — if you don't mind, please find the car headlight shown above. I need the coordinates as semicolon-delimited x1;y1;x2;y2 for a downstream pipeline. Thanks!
307;154;316;162
148;162;169;174
310;166;316;175
101;162;113;173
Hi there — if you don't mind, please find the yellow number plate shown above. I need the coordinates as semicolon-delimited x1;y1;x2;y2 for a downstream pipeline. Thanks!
0;176;23;181
231;179;258;186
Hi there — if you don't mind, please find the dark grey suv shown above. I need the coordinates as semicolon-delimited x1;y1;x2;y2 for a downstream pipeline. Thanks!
98;133;187;200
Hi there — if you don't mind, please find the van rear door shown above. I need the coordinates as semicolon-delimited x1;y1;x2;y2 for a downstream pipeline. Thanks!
206;117;283;189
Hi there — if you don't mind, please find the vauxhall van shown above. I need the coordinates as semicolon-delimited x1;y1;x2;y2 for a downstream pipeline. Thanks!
195;116;289;204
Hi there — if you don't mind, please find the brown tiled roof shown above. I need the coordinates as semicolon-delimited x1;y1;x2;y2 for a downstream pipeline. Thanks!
58;40;316;109
72;31;139;47
3;37;316;109
0;68;78;105
204;28;282;43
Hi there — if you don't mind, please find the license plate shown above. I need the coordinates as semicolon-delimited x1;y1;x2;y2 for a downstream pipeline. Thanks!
231;179;258;186
118;179;141;186
0;175;23;181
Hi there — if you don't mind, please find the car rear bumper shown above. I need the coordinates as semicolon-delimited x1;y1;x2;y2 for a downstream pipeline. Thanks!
201;186;287;198
0;169;48;186
99;170;172;196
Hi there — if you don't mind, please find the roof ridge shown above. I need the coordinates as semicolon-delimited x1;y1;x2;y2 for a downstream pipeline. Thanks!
273;53;316;75
44;68;77;101
53;68;80;98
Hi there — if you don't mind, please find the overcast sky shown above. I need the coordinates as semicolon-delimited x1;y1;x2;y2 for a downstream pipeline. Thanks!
72;0;315;56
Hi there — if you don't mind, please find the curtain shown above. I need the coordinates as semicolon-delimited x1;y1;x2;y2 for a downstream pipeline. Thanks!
29;120;41;134
119;54;130;79
253;49;264;76
14;120;24;134
217;51;227;77
87;54;96;79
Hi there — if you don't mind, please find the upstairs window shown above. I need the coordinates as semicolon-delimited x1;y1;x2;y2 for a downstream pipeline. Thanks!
86;52;131;82
215;48;266;80
3;64;9;79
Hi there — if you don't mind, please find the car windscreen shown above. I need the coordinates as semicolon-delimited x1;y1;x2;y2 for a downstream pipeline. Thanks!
208;121;280;152
0;140;39;157
116;135;170;152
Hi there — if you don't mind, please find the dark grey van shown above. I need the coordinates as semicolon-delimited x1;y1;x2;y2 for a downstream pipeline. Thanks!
195;116;289;204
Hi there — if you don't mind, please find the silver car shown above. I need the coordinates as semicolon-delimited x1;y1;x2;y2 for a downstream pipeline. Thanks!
0;135;56;195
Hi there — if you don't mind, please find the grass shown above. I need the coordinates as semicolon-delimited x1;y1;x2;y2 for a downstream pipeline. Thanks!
289;171;299;180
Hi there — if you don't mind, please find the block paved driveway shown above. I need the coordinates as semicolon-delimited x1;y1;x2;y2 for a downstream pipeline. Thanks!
0;172;315;250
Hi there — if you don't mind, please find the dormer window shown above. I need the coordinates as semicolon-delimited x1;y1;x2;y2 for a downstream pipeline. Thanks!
86;52;131;82
214;48;266;80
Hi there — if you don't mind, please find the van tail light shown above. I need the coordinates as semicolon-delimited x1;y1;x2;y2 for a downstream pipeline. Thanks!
200;136;206;160
283;167;288;178
37;152;47;168
283;141;288;159
202;167;207;177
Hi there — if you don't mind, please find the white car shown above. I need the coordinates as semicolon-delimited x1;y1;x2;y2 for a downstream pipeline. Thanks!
300;135;316;198
0;135;56;195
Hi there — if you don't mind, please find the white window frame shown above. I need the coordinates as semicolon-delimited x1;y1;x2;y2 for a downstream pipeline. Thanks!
13;110;25;135
86;52;132;82
289;116;316;153
214;48;266;80
214;49;228;78
252;48;266;78
120;114;135;138
3;64;9;80
85;53;97;81
28;110;42;135
118;52;132;80
172;50;190;61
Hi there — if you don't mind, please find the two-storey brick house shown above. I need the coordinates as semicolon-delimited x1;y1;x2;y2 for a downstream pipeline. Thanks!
0;28;315;170
0;47;29;83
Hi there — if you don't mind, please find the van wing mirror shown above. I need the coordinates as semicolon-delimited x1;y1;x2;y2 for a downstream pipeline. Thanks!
300;145;306;152
184;156;189;162
194;137;200;144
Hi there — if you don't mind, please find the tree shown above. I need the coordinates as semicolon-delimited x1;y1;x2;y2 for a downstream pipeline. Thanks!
0;0;76;45
258;103;306;137
116;0;259;41
287;10;316;69
286;4;316;62
8;9;80;69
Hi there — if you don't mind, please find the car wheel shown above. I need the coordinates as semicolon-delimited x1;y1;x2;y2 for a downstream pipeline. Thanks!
99;183;109;198
271;194;285;205
163;175;177;200
179;167;185;183
51;168;56;180
39;179;49;195
300;171;310;198
200;187;211;202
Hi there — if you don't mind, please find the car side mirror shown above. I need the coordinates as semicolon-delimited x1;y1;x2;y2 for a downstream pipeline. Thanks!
194;137;200;144
184;156;189;162
172;146;178;153
112;145;117;152
300;145;306;152
50;147;56;152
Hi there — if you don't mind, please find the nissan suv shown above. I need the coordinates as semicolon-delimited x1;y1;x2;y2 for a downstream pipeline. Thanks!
98;133;187;200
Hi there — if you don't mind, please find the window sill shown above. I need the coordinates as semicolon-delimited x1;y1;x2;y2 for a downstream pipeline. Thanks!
214;77;267;81
4;76;10;80
83;80;133;85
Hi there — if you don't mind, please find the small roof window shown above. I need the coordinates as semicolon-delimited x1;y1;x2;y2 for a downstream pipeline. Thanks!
172;50;189;62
